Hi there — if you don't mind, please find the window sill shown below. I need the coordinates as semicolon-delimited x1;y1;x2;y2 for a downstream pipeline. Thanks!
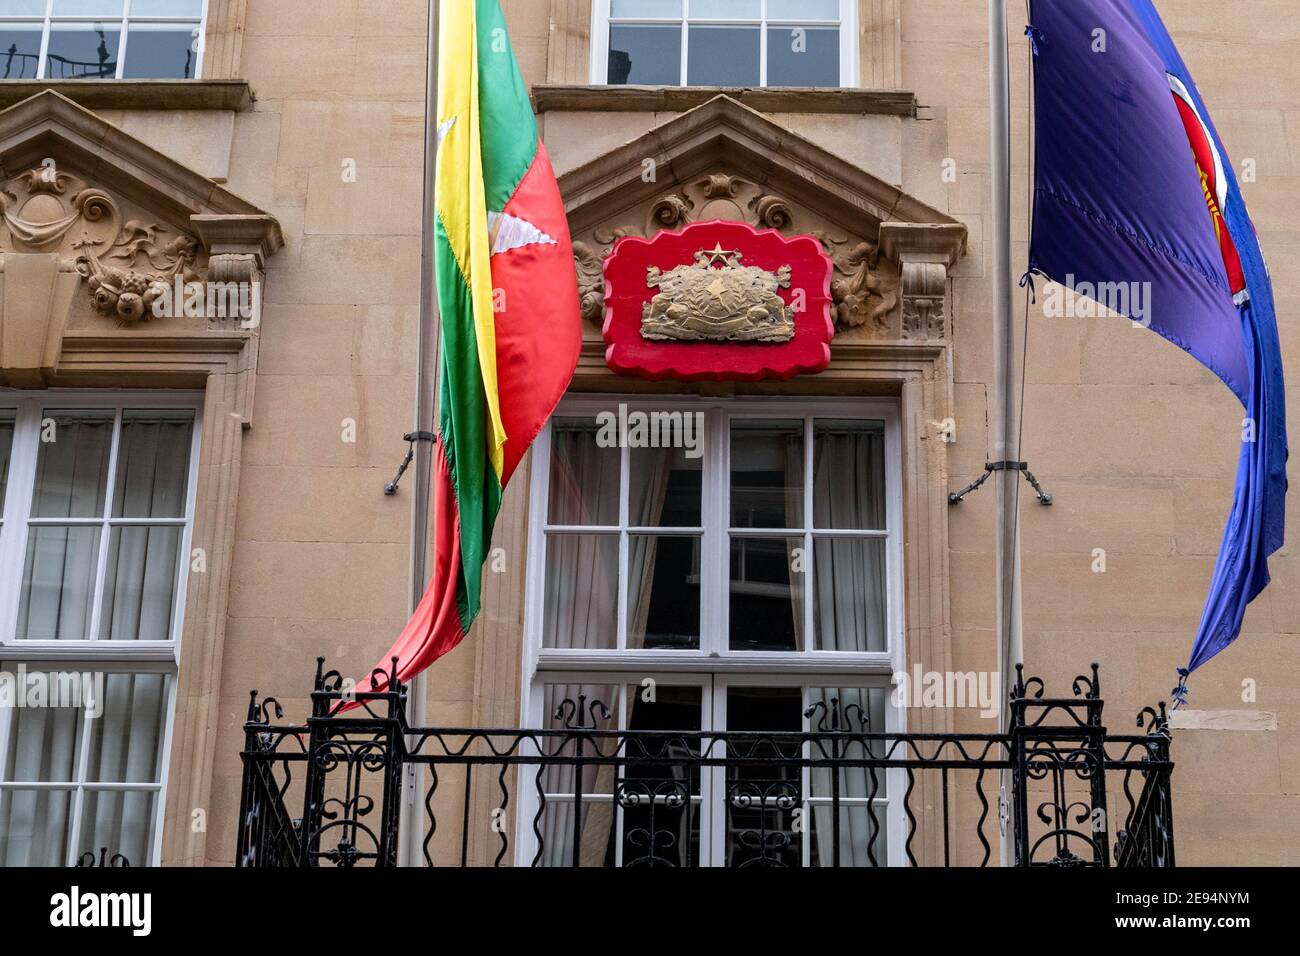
532;84;917;117
0;79;253;112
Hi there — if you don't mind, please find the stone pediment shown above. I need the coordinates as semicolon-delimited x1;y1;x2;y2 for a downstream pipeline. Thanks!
559;94;965;343
0;90;281;387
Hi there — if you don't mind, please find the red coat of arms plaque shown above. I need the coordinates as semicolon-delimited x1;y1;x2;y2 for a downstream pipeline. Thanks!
602;220;835;382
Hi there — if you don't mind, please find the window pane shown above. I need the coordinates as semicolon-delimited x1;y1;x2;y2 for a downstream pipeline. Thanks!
729;535;802;651
2;2;47;15
769;0;839;19
52;0;124;13
16;526;102;641
77;790;156;868
0;789;73;867
99;526;182;641
542;533;619;649
813;419;885;529
690;0;760;17
0;410;14;509
85;673;167;782
122;21;198;78
610;0;681;16
548;418;619;526
628;534;700;649
766;25;839;87
621;684;702;867
724;686;802;867
45;22;121;79
608;24;680;85
687;25;759;86
0;680;84;781
0;24;42;79
813;537;886;652
730;418;803;529
629;442;701;527
129;0;204;14
113;409;194;518
31;409;113;518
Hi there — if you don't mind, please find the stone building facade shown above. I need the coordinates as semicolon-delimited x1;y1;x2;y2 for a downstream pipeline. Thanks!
0;0;1294;867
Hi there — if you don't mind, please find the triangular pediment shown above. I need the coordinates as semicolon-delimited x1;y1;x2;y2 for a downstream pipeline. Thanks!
558;94;963;339
0;90;281;260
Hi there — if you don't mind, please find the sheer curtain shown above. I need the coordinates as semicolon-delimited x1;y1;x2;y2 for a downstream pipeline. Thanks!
626;450;672;650
101;411;192;642
17;411;111;641
809;686;887;866
540;423;621;864
812;422;886;652
0;672;166;867
809;421;888;865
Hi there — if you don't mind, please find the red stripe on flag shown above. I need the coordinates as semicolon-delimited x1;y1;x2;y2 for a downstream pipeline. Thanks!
492;142;583;484
340;441;465;709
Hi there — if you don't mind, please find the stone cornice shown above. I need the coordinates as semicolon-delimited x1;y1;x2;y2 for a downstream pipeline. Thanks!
533;84;918;116
0;80;253;112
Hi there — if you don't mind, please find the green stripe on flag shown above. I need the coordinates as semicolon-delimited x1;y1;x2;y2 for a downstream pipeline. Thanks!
435;216;503;631
475;0;538;211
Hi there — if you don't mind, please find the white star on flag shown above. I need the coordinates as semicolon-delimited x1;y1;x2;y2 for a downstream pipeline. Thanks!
487;210;557;256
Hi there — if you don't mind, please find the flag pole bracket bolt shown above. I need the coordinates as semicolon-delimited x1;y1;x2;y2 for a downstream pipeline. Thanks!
384;431;439;496
949;460;1053;506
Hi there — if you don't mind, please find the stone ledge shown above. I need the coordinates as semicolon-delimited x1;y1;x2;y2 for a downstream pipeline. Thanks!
533;84;917;116
0;80;253;112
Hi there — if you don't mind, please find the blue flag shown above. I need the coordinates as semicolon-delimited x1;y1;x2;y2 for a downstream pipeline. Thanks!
1026;0;1288;697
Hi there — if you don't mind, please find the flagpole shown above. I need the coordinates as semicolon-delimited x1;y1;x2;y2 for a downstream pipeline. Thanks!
398;0;441;868
989;0;1024;868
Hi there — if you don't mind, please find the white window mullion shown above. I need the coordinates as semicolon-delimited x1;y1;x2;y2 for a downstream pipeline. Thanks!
35;0;53;80
114;3;129;79
616;435;630;652
0;401;42;644
759;0;768;87
803;415;813;653
85;406;123;644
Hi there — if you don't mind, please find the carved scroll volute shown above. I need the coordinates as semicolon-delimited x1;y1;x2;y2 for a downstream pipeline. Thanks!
901;261;948;340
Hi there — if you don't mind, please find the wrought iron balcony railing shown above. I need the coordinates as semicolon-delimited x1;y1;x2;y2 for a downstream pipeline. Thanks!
236;662;1174;868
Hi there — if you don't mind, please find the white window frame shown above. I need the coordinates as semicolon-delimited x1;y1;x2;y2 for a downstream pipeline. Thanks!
518;395;905;866
0;389;203;867
0;0;209;81
589;0;858;88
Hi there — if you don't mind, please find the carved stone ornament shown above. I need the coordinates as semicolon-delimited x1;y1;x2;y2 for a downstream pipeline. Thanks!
573;172;898;334
0;162;203;324
901;260;948;340
641;244;794;343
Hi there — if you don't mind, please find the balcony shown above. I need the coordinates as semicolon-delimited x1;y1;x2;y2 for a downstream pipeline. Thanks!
235;663;1174;868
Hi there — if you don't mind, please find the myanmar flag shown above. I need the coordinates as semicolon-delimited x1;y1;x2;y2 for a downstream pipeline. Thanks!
358;0;580;696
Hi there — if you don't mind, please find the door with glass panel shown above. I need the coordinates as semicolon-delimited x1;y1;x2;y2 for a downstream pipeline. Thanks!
0;396;200;866
525;398;903;866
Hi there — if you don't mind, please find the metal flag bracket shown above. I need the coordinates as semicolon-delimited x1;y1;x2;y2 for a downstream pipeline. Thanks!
384;431;438;496
949;460;1053;506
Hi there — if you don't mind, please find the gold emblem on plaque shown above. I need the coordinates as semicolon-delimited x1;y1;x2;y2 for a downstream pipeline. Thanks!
640;244;795;342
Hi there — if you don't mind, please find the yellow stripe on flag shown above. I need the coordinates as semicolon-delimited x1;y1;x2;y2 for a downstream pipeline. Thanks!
436;0;506;480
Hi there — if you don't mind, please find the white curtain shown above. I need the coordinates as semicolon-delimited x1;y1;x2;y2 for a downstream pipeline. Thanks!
812;423;886;652
0;672;165;867
808;422;888;865
102;411;191;642
18;412;111;641
540;423;621;864
810;686;887;866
